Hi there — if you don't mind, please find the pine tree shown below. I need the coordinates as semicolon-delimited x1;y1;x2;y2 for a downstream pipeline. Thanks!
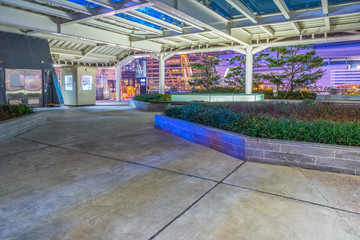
189;57;221;92
224;52;269;90
261;45;325;97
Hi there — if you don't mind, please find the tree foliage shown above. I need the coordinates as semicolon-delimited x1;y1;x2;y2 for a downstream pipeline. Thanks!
189;57;221;92
261;45;325;97
224;52;269;89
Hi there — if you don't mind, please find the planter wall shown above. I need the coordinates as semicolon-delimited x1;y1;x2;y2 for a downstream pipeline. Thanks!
129;99;170;112
0;112;46;142
171;93;264;102
155;115;360;176
316;95;360;101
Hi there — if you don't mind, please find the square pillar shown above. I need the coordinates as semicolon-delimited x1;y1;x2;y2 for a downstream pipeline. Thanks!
115;65;122;101
245;46;253;95
159;54;165;94
60;66;96;106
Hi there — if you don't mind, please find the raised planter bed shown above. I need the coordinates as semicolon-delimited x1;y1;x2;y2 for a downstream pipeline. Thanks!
0;112;46;142
317;95;360;101
171;93;264;102
155;115;360;176
129;99;170;112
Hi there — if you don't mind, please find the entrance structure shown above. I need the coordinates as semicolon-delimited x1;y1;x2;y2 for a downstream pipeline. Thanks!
0;0;360;100
0;32;62;106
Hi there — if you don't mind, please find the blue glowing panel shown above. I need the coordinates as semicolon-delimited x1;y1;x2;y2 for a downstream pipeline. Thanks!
284;0;321;11
328;0;358;5
135;7;188;27
196;0;244;19
239;0;280;15
115;13;165;30
66;0;101;9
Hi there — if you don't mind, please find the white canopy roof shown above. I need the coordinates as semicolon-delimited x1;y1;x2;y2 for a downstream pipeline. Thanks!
0;0;359;66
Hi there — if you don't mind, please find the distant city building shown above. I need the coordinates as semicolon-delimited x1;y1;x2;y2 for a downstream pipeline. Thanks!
146;52;229;93
95;41;360;98
330;69;360;88
96;69;115;100
217;41;360;89
121;63;138;100
95;59;144;100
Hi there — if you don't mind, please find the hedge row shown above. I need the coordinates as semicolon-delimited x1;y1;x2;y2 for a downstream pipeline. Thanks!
205;100;360;122
164;104;360;146
133;93;171;102
190;87;317;100
0;104;33;122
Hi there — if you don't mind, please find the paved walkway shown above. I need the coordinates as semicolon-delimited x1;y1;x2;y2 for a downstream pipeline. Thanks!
1;104;360;240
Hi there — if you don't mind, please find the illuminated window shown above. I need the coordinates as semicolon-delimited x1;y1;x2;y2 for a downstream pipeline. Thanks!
81;75;93;91
65;75;73;91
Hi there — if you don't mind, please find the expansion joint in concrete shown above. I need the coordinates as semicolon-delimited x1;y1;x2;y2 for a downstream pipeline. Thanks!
148;161;247;240
222;182;360;216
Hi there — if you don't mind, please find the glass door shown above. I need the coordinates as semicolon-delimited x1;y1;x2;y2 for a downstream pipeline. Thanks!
25;70;43;107
5;69;25;105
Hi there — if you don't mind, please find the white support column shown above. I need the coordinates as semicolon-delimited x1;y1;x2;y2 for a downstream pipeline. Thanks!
159;53;165;94
245;46;253;95
115;65;122;101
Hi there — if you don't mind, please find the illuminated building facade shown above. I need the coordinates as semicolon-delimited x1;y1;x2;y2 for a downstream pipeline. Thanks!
96;69;115;100
121;64;139;100
146;52;231;93
94;41;360;99
217;41;360;90
95;60;143;100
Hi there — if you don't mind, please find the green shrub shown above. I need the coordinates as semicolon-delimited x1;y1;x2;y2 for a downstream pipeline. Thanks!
0;104;33;122
190;87;316;100
164;103;360;146
133;93;171;102
206;100;360;122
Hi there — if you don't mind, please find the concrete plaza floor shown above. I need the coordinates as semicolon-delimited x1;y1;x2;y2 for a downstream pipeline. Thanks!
0;103;360;240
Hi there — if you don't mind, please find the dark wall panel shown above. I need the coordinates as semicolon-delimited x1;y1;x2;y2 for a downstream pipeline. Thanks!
0;31;63;105
0;67;4;103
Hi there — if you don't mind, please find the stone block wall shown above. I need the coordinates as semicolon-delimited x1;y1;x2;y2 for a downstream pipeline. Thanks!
129;100;169;112
155;115;360;175
171;93;264;102
0;112;46;142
